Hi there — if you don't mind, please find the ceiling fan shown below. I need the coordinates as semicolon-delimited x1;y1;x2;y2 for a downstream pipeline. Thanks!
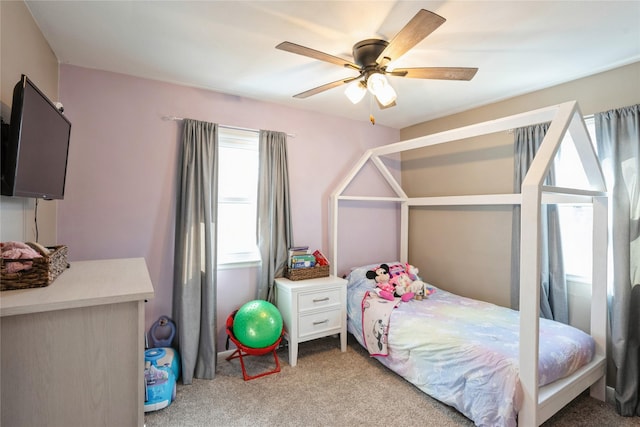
276;9;478;112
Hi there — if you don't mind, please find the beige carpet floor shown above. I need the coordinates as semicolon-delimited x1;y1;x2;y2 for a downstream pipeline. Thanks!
144;335;637;427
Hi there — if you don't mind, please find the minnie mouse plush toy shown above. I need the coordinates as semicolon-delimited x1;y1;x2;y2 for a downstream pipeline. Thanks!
366;264;397;301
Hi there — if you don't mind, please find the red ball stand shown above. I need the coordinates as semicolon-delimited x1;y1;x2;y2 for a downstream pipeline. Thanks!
225;310;283;381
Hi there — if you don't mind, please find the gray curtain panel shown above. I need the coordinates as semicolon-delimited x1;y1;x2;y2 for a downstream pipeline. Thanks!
257;130;293;303
172;119;218;384
595;104;640;417
511;123;569;323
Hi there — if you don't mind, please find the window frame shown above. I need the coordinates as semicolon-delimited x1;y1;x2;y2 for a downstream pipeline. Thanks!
216;127;261;269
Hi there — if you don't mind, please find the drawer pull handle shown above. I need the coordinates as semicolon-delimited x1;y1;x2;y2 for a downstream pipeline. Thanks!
313;297;330;303
313;319;329;325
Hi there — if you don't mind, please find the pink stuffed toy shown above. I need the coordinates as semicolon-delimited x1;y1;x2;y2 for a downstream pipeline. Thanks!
366;264;414;302
399;264;436;300
389;273;417;302
365;264;395;301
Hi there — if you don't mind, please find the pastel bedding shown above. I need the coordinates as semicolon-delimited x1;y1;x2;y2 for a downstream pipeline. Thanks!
346;263;595;427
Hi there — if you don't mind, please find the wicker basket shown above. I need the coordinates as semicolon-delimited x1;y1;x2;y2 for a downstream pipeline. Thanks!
284;264;330;281
1;244;68;291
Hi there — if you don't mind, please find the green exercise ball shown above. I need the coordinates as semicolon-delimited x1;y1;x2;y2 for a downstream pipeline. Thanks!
233;300;283;348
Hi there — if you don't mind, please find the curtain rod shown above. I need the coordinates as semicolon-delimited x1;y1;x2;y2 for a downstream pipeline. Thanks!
507;114;595;134
162;115;295;138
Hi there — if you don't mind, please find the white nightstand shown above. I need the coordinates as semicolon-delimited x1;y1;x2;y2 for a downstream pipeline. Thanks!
274;275;347;367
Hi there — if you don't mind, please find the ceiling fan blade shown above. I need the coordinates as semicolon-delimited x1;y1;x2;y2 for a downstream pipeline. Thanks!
377;9;446;65
293;76;359;99
276;41;359;70
392;67;478;81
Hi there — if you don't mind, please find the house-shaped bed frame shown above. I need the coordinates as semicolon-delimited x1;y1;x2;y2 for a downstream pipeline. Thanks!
329;101;607;426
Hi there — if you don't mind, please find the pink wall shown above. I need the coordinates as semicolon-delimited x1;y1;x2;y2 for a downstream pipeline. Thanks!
58;65;400;348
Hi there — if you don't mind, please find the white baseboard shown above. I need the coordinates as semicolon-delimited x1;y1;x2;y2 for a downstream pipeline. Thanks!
217;349;235;363
606;386;615;404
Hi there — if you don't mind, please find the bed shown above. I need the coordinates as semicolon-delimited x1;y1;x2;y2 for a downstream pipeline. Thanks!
329;101;608;426
346;262;595;426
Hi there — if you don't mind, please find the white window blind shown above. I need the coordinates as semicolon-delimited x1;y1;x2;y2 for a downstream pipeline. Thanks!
217;127;260;266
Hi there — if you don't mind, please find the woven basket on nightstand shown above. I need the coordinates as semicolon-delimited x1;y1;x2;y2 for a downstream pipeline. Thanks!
284;264;330;281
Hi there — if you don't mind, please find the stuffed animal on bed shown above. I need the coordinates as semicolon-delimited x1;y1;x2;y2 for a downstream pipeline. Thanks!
400;265;436;300
387;263;407;280
405;263;420;281
366;264;413;302
366;264;396;301
389;273;419;302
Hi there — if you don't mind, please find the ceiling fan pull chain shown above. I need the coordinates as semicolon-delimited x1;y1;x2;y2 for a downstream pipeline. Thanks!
369;93;375;125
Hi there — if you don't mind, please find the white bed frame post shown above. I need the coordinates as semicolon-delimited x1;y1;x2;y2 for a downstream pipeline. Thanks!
400;201;409;262
590;195;608;400
518;184;542;426
329;193;339;277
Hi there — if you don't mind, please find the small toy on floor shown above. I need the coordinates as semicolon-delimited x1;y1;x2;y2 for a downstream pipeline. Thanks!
144;347;180;412
145;316;180;412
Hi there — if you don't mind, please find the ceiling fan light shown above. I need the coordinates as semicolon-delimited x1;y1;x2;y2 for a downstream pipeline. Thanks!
366;73;397;106
345;80;367;104
366;72;387;95
376;83;397;107
375;87;397;107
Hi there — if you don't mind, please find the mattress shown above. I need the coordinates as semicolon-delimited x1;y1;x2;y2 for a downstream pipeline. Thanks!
346;263;595;427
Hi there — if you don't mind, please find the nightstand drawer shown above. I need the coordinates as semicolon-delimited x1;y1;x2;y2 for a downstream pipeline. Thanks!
299;308;342;337
298;289;341;311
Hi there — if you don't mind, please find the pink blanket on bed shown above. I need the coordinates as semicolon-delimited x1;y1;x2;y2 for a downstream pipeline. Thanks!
361;291;401;356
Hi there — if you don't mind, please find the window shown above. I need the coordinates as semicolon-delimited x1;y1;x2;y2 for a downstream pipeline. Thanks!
217;127;260;266
554;117;597;281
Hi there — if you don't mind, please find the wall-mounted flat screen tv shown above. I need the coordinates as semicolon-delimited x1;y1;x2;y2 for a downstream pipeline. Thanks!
1;74;71;200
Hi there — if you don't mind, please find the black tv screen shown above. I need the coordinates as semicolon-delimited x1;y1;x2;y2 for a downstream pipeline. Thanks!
1;74;71;200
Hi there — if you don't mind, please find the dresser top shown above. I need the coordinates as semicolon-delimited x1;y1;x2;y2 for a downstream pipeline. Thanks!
1;258;154;317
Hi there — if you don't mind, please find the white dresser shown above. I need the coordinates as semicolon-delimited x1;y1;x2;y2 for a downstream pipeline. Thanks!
0;258;154;427
274;275;347;366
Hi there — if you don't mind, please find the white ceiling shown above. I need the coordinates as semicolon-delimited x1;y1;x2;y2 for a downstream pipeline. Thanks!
25;1;640;129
